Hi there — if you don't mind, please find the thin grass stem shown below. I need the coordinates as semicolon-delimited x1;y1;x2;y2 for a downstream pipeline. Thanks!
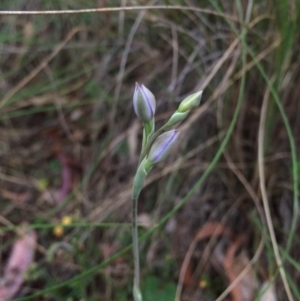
258;86;294;301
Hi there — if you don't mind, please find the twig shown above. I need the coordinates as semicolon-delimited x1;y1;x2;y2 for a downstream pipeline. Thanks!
0;6;238;21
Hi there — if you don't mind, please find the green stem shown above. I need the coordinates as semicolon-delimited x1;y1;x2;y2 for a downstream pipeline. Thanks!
142;120;153;149
142;127;147;150
132;197;142;301
131;160;150;301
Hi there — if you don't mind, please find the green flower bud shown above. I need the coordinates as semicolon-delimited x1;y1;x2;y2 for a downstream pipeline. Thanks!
148;130;179;164
178;91;203;113
133;83;156;122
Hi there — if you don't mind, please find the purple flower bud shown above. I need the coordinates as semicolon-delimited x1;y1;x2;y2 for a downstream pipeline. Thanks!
148;130;180;164
133;83;156;122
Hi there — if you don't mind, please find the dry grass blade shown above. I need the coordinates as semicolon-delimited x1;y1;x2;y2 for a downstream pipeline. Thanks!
258;85;294;301
0;6;238;21
181;34;280;135
113;5;149;118
0;27;84;109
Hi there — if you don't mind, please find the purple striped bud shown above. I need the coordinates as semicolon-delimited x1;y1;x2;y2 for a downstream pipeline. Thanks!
133;83;156;122
148;130;179;164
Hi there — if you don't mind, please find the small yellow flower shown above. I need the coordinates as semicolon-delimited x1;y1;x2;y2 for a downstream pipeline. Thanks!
199;279;208;288
53;225;64;237
61;215;72;226
53;216;73;238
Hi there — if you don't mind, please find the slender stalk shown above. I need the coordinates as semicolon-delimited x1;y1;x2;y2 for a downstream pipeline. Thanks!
132;196;142;301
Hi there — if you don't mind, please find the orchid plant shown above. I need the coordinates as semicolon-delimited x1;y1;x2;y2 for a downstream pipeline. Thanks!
131;83;202;301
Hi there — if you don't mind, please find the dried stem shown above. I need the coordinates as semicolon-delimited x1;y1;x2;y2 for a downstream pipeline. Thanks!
258;85;294;301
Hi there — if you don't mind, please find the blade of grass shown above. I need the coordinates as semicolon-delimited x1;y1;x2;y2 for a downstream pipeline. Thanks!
277;247;300;300
258;83;294;301
0;27;83;109
209;0;298;256
209;1;298;299
0;6;239;22
0;222;131;232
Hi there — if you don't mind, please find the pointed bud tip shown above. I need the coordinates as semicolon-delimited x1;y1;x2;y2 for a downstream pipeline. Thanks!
178;90;203;113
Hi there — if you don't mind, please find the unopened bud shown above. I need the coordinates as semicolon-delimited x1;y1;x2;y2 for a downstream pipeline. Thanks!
178;91;202;113
133;83;156;122
148;130;179;164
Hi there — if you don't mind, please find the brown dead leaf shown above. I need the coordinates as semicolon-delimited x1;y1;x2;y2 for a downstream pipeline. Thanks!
223;237;257;301
194;222;232;240
0;229;37;301
178;222;259;301
180;222;233;287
